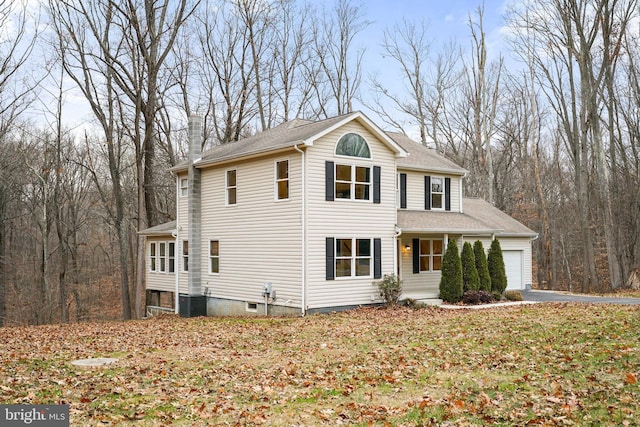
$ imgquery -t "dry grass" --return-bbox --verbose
[1,303,639,426]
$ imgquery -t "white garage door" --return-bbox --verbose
[503,250,523,290]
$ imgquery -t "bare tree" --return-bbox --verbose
[507,0,637,291]
[49,0,135,319]
[195,2,255,144]
[312,0,370,117]
[460,5,503,204]
[0,0,40,325]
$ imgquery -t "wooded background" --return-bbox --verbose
[1,0,638,325]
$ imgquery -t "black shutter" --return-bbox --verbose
[374,238,382,279]
[373,166,381,204]
[424,176,431,210]
[445,177,451,211]
[412,238,420,274]
[325,161,334,201]
[399,173,407,209]
[326,237,335,280]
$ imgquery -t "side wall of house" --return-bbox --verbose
[398,234,458,299]
[196,150,304,312]
[498,237,533,289]
[399,169,462,213]
[146,236,178,293]
[176,172,189,295]
[305,122,398,310]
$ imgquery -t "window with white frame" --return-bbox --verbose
[168,242,175,273]
[335,238,371,278]
[275,160,289,200]
[182,240,188,272]
[335,133,371,158]
[419,239,443,272]
[149,241,175,273]
[431,177,444,210]
[180,177,188,197]
[150,242,157,271]
[226,169,237,205]
[209,240,220,274]
[335,164,371,200]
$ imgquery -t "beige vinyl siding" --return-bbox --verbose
[176,172,189,294]
[198,151,303,308]
[306,123,398,309]
[497,237,533,287]
[145,237,177,292]
[461,236,533,288]
[400,170,461,212]
[398,234,450,299]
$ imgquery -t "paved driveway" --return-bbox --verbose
[521,290,640,305]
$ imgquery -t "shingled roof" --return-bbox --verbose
[171,111,407,172]
[138,220,176,236]
[389,132,468,175]
[398,198,537,237]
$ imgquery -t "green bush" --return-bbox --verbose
[373,274,402,305]
[461,242,480,291]
[488,238,507,297]
[504,290,523,301]
[439,238,463,303]
[474,240,491,292]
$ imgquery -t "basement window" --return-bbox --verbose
[246,302,258,312]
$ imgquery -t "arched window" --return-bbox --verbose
[335,133,371,158]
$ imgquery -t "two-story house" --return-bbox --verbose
[141,112,537,317]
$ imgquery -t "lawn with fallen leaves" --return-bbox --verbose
[1,303,639,426]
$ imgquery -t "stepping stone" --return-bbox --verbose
[70,357,118,367]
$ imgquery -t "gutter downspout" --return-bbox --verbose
[394,226,402,279]
[294,144,306,316]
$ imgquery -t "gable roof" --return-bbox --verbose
[398,198,537,237]
[389,132,468,176]
[172,111,408,172]
[138,220,176,236]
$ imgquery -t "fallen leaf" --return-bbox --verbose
[625,373,637,385]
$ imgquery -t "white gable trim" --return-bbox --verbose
[303,111,408,158]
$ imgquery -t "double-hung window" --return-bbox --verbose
[168,242,175,273]
[419,239,443,272]
[182,240,189,272]
[150,242,157,271]
[226,169,237,205]
[275,160,289,200]
[149,241,175,273]
[180,177,188,197]
[335,238,372,278]
[431,177,444,210]
[209,240,219,274]
[335,164,371,201]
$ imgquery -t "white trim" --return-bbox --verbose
[225,168,237,206]
[429,176,445,211]
[208,239,220,275]
[179,177,188,197]
[274,158,290,201]
[293,144,307,316]
[333,131,373,160]
[148,240,176,274]
[334,163,372,202]
[417,238,444,273]
[181,240,189,273]
[334,237,374,279]
[303,111,408,157]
